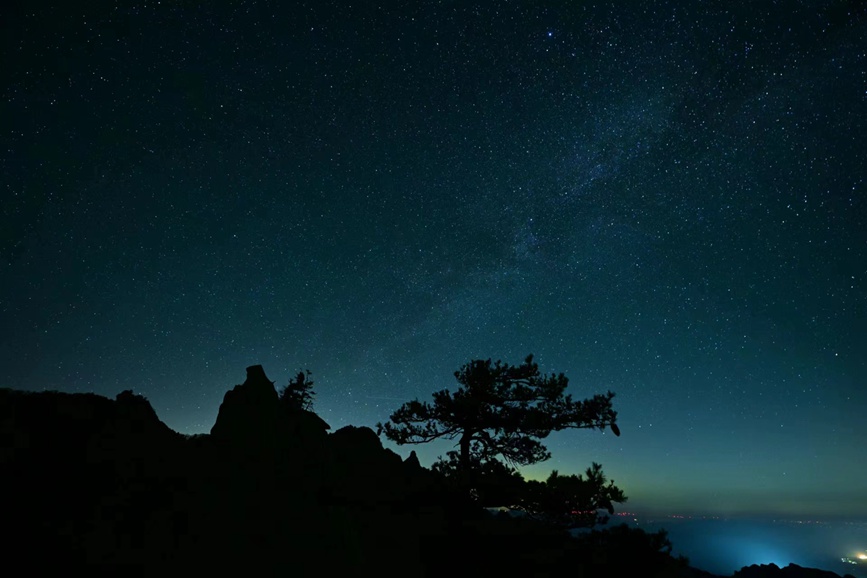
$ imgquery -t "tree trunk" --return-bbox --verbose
[459,433,471,471]
[459,433,471,493]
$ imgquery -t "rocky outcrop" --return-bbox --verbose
[734,563,856,578]
[210,364,281,445]
[0,386,184,573]
[327,425,404,501]
[330,425,402,467]
[404,450,421,468]
[210,365,332,460]
[0,386,177,463]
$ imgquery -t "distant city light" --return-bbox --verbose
[857,553,867,560]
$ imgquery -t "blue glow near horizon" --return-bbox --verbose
[635,518,867,577]
[717,534,796,571]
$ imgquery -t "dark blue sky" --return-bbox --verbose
[2,0,865,517]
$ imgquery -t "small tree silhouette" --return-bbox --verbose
[279,370,315,411]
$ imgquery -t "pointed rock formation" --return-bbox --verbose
[210,364,281,450]
[404,450,421,469]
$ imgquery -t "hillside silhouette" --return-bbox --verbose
[0,365,855,578]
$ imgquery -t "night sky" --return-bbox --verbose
[3,1,865,518]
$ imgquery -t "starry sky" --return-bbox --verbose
[2,1,865,518]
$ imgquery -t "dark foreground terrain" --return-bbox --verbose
[0,366,855,578]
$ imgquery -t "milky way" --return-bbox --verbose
[2,1,865,516]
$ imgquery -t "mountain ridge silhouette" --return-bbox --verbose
[0,365,855,578]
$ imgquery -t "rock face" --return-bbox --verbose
[404,450,421,468]
[329,425,405,502]
[210,365,332,452]
[0,387,177,462]
[114,389,169,436]
[0,386,183,573]
[210,364,282,448]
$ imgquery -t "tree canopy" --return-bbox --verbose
[377,354,620,475]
